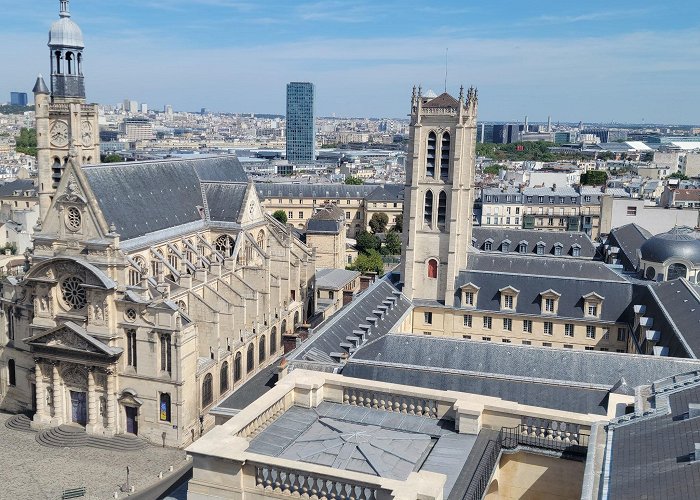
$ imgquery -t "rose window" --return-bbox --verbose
[66,207,82,231]
[125,309,137,322]
[61,276,87,310]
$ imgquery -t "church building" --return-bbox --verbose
[0,1,315,448]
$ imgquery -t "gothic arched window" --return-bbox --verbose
[159,393,171,422]
[427,259,438,279]
[437,191,447,231]
[246,343,255,373]
[257,230,265,250]
[215,235,235,257]
[234,352,242,382]
[270,327,277,356]
[8,359,15,387]
[202,374,213,409]
[220,361,229,393]
[424,191,433,228]
[65,52,74,75]
[259,336,266,363]
[426,132,436,177]
[440,132,450,179]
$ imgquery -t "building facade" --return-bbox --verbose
[286,82,315,164]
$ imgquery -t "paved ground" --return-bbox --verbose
[0,412,187,500]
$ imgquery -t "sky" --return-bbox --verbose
[2,0,700,123]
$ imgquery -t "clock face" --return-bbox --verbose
[50,121,69,148]
[81,121,93,147]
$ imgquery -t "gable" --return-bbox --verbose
[27,322,120,357]
[237,183,266,226]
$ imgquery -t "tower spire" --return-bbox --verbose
[60,0,70,18]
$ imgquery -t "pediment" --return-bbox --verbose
[238,182,266,226]
[28,321,120,357]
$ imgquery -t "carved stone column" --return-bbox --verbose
[31,359,51,429]
[51,362,63,425]
[106,370,116,436]
[86,367,97,433]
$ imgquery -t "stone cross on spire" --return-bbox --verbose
[60,0,70,18]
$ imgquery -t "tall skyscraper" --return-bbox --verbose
[286,82,315,164]
[35,0,100,219]
[400,86,478,304]
[10,92,28,106]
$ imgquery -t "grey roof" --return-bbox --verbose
[643,279,700,358]
[606,223,652,271]
[247,401,475,496]
[83,156,248,241]
[344,334,700,415]
[310,204,345,221]
[315,268,361,290]
[32,75,49,95]
[472,227,595,258]
[481,187,522,204]
[456,253,630,320]
[365,184,404,202]
[255,183,376,200]
[307,219,343,234]
[0,179,36,197]
[523,186,579,201]
[640,227,700,265]
[217,362,279,410]
[287,278,412,364]
[202,183,248,223]
[608,381,700,500]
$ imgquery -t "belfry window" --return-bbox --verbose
[424,191,433,228]
[427,259,438,279]
[437,192,447,231]
[426,132,436,177]
[440,132,450,179]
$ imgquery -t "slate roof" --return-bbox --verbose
[640,227,700,265]
[481,187,522,204]
[306,219,342,234]
[0,179,35,197]
[423,92,460,108]
[523,186,579,204]
[217,363,279,411]
[83,156,248,241]
[287,278,412,365]
[606,223,652,271]
[455,253,631,320]
[310,204,345,221]
[365,184,404,202]
[344,335,700,415]
[472,227,596,258]
[255,183,377,200]
[202,183,248,223]
[315,268,361,290]
[607,381,700,500]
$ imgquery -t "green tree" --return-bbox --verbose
[345,176,364,185]
[483,165,502,175]
[383,230,401,255]
[272,210,288,225]
[355,230,380,254]
[102,153,123,163]
[580,170,608,186]
[368,212,389,234]
[393,213,403,232]
[347,249,384,275]
[15,128,37,156]
[668,172,689,180]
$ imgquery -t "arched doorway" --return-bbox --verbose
[667,263,687,281]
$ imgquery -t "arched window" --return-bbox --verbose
[270,327,277,356]
[215,235,235,257]
[159,393,171,422]
[220,361,229,393]
[167,246,179,271]
[437,192,447,231]
[426,132,436,177]
[8,359,15,387]
[667,263,687,281]
[257,230,265,250]
[424,191,433,228]
[76,53,82,75]
[259,336,266,363]
[234,352,242,382]
[281,319,287,334]
[65,52,73,75]
[202,374,213,409]
[129,256,146,286]
[246,343,255,373]
[645,266,656,280]
[54,51,62,74]
[440,132,450,179]
[294,311,300,327]
[427,259,438,279]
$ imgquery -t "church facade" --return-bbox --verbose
[0,1,315,448]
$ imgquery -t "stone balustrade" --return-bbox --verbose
[236,394,288,439]
[342,387,438,419]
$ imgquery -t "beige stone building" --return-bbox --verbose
[305,204,346,269]
[0,2,315,449]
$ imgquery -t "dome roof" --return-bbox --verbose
[640,227,700,265]
[49,16,84,48]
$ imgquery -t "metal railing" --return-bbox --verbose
[501,423,589,458]
[462,431,503,500]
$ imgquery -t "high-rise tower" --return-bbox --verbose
[400,86,478,305]
[35,0,100,220]
[286,82,316,164]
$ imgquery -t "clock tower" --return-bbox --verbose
[34,0,100,220]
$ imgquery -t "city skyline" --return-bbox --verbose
[2,0,700,123]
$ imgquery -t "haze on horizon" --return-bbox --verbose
[2,0,700,125]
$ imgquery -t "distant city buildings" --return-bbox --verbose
[286,82,315,164]
[10,92,28,107]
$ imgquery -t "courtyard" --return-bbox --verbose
[0,412,187,500]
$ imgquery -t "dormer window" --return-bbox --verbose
[484,238,493,251]
[583,292,604,318]
[553,243,563,256]
[536,242,546,255]
[540,289,561,315]
[518,241,528,254]
[572,244,581,257]
[461,283,480,308]
[499,286,519,311]
[501,239,511,252]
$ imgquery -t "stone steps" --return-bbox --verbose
[36,425,149,451]
[5,414,34,433]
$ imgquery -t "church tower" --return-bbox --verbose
[35,0,100,220]
[400,86,478,305]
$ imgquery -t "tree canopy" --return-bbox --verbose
[102,154,123,163]
[383,230,401,255]
[15,128,37,156]
[344,176,364,185]
[347,249,384,275]
[668,172,689,180]
[272,210,288,225]
[369,212,389,234]
[580,170,608,186]
[393,213,403,232]
[355,230,380,254]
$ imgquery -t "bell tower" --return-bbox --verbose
[35,0,100,221]
[400,86,478,305]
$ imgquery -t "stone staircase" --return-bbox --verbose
[5,413,34,433]
[35,425,149,451]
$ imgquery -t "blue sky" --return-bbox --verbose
[3,0,700,123]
